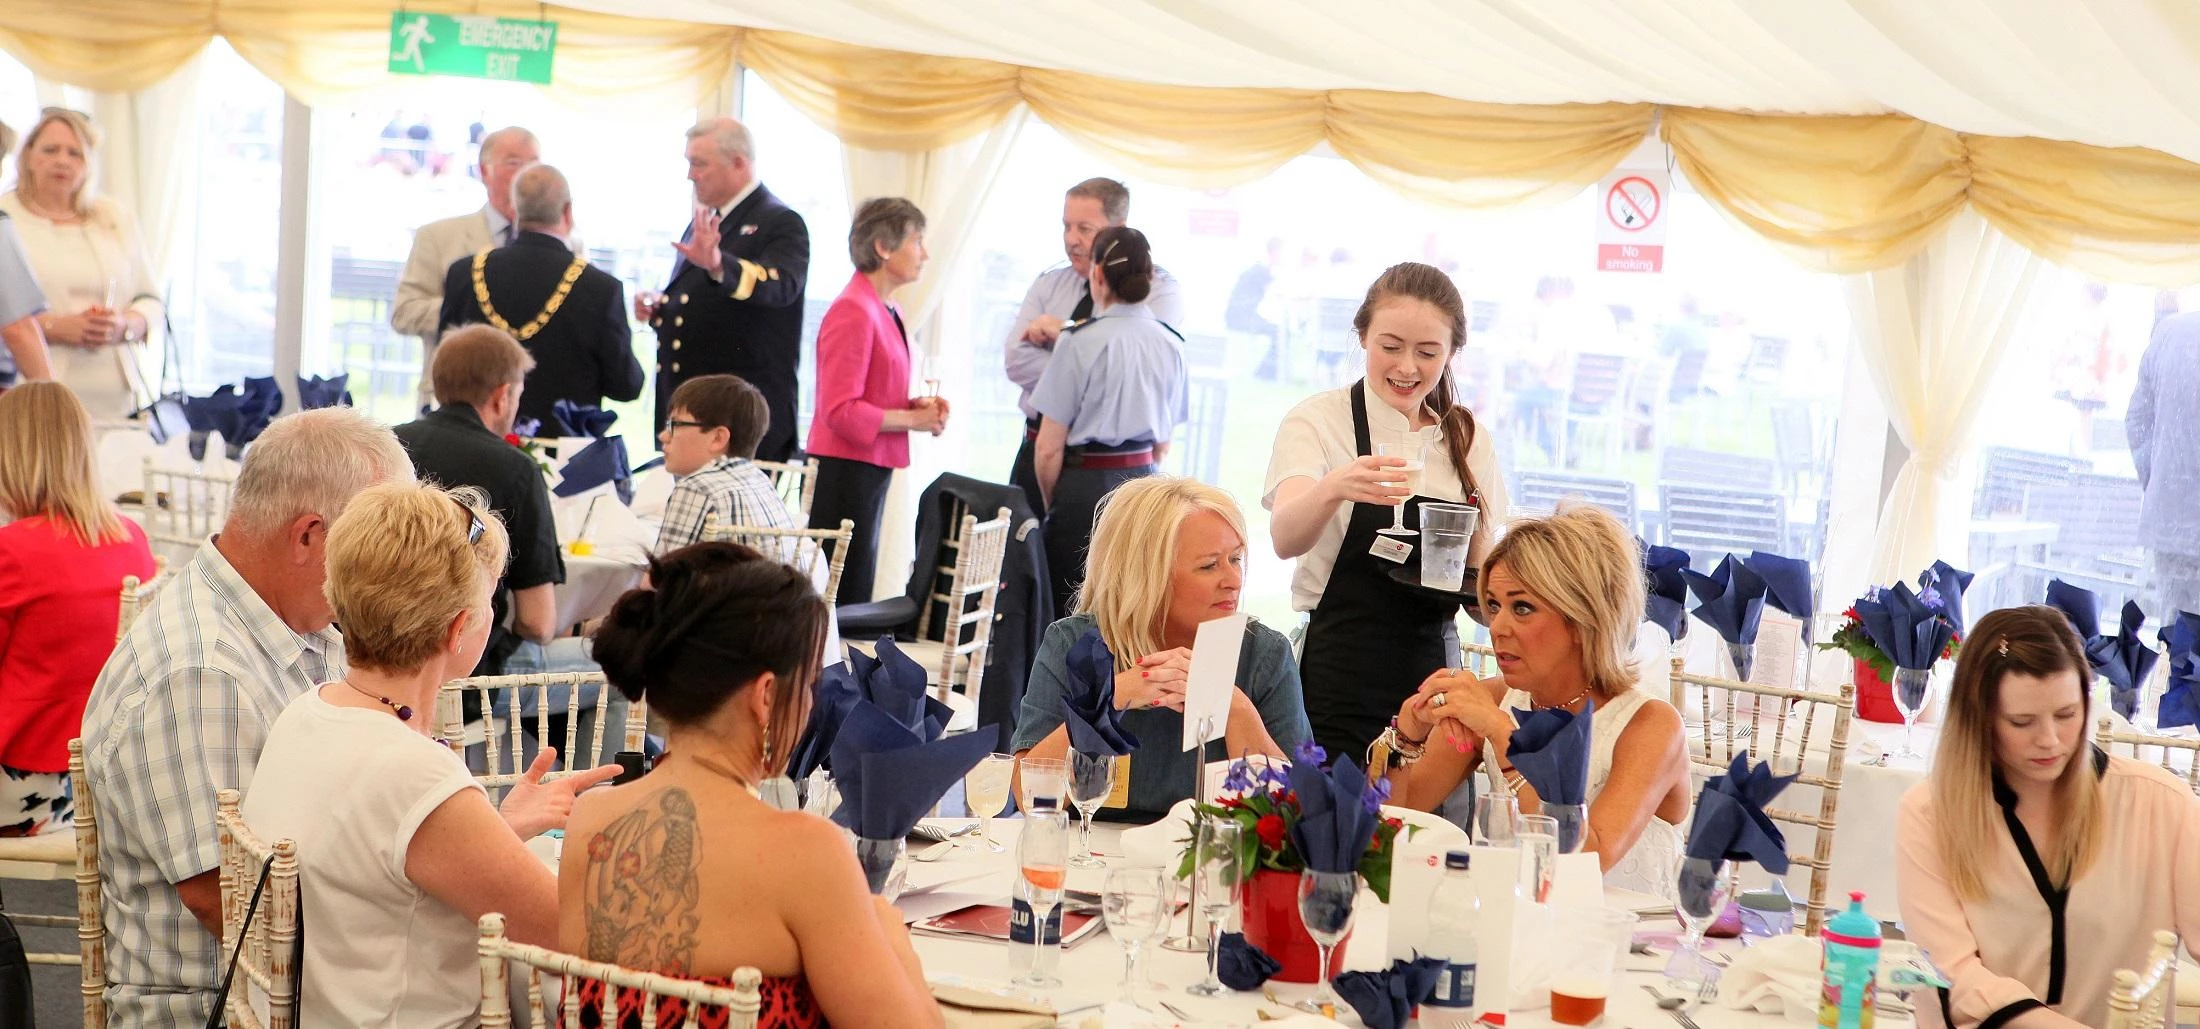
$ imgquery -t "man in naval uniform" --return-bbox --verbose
[638,116,810,461]
[1001,177,1182,513]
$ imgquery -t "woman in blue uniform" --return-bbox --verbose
[1263,262,1509,764]
[1030,226,1188,616]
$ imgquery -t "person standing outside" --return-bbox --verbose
[638,117,810,461]
[2128,306,2200,615]
[1002,178,1183,514]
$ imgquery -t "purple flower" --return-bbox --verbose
[1222,761,1255,794]
[1918,585,1945,612]
[1360,776,1393,815]
[1293,738,1328,769]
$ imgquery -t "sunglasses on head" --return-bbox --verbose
[452,497,486,544]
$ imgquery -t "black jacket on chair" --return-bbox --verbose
[646,184,810,461]
[839,474,1051,737]
[437,231,643,430]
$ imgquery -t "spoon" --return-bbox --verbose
[1642,984,1686,1010]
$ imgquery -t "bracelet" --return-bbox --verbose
[1505,771,1528,793]
[1367,723,1425,771]
[1393,716,1429,748]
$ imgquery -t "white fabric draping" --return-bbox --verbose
[568,0,2200,163]
[840,108,1028,603]
[1846,209,2044,585]
[88,56,201,336]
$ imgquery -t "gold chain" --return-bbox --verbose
[471,248,586,341]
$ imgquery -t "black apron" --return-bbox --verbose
[1299,381,1463,763]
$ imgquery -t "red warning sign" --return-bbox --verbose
[1595,169,1668,273]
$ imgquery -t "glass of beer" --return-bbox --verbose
[1548,906,1636,1026]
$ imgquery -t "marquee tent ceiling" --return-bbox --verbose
[568,0,2200,164]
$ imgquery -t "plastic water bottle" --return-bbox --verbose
[1421,850,1482,1027]
[1817,891,1881,1029]
[1009,797,1071,983]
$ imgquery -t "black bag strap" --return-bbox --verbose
[202,854,303,1029]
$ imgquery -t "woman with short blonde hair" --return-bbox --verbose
[0,381,155,836]
[1013,476,1311,819]
[1897,605,2200,1029]
[2,108,164,420]
[244,482,616,1027]
[1385,504,1688,895]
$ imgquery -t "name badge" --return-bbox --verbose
[1104,755,1132,809]
[1369,536,1412,564]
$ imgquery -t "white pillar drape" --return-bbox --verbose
[90,53,202,308]
[1845,208,2044,585]
[837,107,1029,602]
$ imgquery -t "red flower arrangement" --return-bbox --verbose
[1176,742,1411,903]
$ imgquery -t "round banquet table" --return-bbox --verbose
[554,549,648,629]
[540,819,1914,1029]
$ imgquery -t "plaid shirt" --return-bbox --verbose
[654,456,795,555]
[80,539,343,1028]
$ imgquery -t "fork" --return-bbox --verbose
[1668,1006,1706,1029]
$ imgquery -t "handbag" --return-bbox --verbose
[202,855,304,1029]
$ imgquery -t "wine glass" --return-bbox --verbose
[1668,856,1737,992]
[1295,870,1360,1013]
[1013,815,1071,990]
[1476,789,1520,847]
[1372,435,1427,538]
[1892,666,1932,759]
[962,753,1014,853]
[1067,750,1115,868]
[917,351,943,401]
[1102,866,1167,1005]
[1185,817,1241,998]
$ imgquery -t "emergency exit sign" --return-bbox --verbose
[388,13,558,84]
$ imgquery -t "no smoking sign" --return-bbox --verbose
[1595,167,1668,273]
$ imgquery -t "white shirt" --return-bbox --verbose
[243,689,485,1029]
[1262,386,1509,611]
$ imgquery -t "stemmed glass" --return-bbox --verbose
[1892,667,1932,759]
[1476,789,1520,847]
[962,753,1014,852]
[1068,750,1115,868]
[1012,812,1071,990]
[1518,814,1559,904]
[1669,856,1737,992]
[1294,870,1360,1013]
[1185,818,1242,998]
[1101,866,1167,1006]
[1373,434,1427,538]
[1018,756,1066,812]
[918,351,944,402]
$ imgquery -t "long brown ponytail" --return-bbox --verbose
[1351,262,1479,504]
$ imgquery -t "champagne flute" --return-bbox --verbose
[1373,435,1427,538]
[1067,750,1114,868]
[1014,810,1071,990]
[1295,870,1359,1013]
[1185,818,1241,998]
[962,753,1014,852]
[918,351,943,402]
[1101,866,1167,1006]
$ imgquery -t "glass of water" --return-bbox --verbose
[1102,866,1167,1005]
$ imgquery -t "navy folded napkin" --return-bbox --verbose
[1685,555,1767,675]
[550,399,618,438]
[1744,551,1814,641]
[2090,600,2158,721]
[510,416,543,440]
[553,436,633,504]
[1285,752,1381,874]
[1216,932,1282,991]
[236,376,281,448]
[849,638,954,741]
[2045,579,2102,640]
[1923,559,1975,632]
[2157,611,2200,730]
[827,703,997,838]
[1854,581,1954,671]
[1644,543,1692,642]
[1333,956,1445,1029]
[295,373,351,410]
[1506,700,1595,806]
[181,386,240,462]
[788,669,863,780]
[1061,626,1138,756]
[1684,752,1797,872]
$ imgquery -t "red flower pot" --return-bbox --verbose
[1853,659,1904,723]
[1240,867,1354,983]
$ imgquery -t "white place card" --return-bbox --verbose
[1181,613,1247,751]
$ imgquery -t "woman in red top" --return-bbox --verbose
[803,197,949,605]
[0,381,155,835]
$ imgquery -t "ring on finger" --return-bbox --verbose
[1429,692,1449,709]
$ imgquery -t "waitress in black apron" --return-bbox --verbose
[1263,262,1508,763]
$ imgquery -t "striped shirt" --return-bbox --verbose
[654,455,795,555]
[80,538,343,1028]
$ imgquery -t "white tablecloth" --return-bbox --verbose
[546,819,1913,1028]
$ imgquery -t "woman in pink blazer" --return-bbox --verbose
[804,197,949,605]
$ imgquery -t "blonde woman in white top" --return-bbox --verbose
[2,109,162,421]
[1264,261,1509,764]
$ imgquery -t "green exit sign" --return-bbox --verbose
[387,13,557,84]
